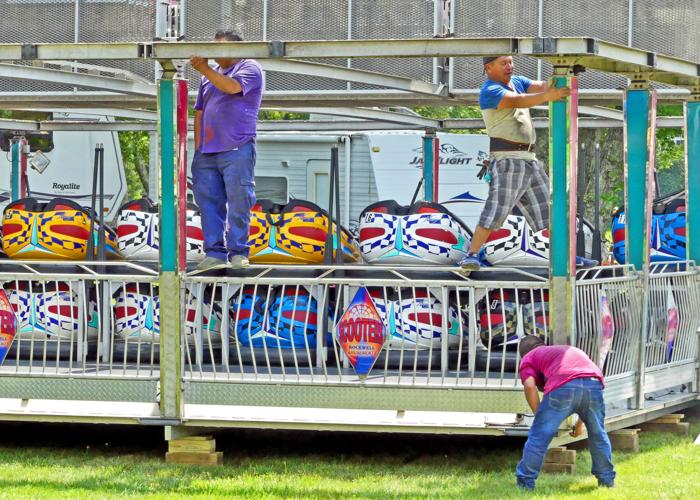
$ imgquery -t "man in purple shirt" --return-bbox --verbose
[515,336,616,490]
[189,29,264,271]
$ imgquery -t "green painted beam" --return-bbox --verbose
[686,101,700,263]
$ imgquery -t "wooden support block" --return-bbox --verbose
[545,447,576,465]
[542,462,576,474]
[165,451,223,465]
[650,414,684,424]
[169,438,216,453]
[639,422,690,435]
[609,429,640,452]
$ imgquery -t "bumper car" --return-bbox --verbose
[2,197,119,260]
[249,199,360,264]
[3,280,98,340]
[359,200,472,265]
[113,283,221,344]
[231,285,320,349]
[367,287,462,349]
[117,197,205,261]
[612,191,685,264]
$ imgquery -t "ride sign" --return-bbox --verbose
[0,289,18,365]
[336,287,386,379]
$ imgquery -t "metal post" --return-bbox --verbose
[158,75,182,420]
[624,86,656,271]
[686,93,700,263]
[176,79,188,271]
[422,130,439,202]
[624,82,656,409]
[548,71,579,345]
[9,138,23,202]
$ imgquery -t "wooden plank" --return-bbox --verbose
[175,435,213,441]
[542,463,575,474]
[545,447,576,465]
[639,422,690,435]
[649,414,684,424]
[609,430,640,452]
[165,452,223,465]
[169,439,216,453]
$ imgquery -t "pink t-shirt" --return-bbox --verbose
[519,345,604,394]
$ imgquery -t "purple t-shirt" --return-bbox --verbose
[194,59,264,153]
[519,345,604,395]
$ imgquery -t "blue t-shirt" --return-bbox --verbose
[479,75,532,110]
[194,59,264,153]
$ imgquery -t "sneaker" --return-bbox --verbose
[459,253,481,273]
[576,255,599,269]
[195,256,229,272]
[229,254,250,269]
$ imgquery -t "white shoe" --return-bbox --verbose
[229,255,250,269]
[195,256,229,272]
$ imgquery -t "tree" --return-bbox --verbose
[119,131,150,200]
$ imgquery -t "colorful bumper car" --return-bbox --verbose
[2,197,119,260]
[612,191,686,264]
[113,283,221,344]
[231,285,320,349]
[3,280,98,340]
[478,289,548,349]
[481,215,549,267]
[367,287,463,349]
[359,200,472,265]
[117,197,205,261]
[249,199,360,264]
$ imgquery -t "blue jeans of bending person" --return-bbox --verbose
[516,377,616,489]
[191,142,256,260]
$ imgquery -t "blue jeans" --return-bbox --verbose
[516,377,616,489]
[191,142,256,260]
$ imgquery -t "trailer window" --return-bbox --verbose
[255,176,288,204]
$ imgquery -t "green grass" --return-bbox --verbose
[0,418,698,499]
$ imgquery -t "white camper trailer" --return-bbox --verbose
[0,113,127,221]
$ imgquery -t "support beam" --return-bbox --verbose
[0,62,156,97]
[260,59,444,95]
[686,92,700,263]
[157,77,182,421]
[9,138,21,201]
[548,72,579,345]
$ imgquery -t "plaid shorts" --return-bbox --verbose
[478,158,550,231]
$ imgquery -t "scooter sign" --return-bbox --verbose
[0,289,18,365]
[336,287,386,379]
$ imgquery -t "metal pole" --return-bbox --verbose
[422,130,438,202]
[324,145,338,265]
[624,82,656,409]
[593,143,602,263]
[158,75,182,420]
[333,145,342,266]
[9,138,21,202]
[176,79,188,271]
[685,94,700,263]
[624,86,655,270]
[548,70,579,345]
[576,142,586,257]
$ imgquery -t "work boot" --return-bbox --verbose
[229,254,250,269]
[195,256,229,272]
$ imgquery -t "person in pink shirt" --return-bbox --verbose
[515,335,616,490]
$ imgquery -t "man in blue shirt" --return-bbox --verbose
[459,56,596,272]
[189,29,264,271]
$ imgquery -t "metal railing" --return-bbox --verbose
[181,265,553,389]
[575,265,641,378]
[645,262,700,369]
[0,260,159,379]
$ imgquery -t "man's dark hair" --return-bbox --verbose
[215,29,243,42]
[519,335,546,359]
